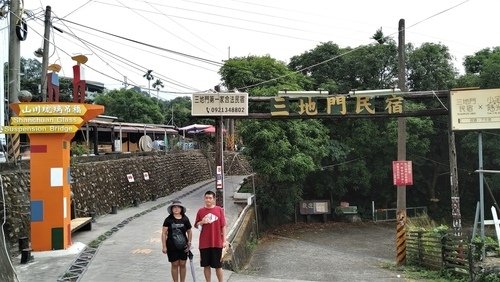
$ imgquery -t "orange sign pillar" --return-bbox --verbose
[10,103,104,251]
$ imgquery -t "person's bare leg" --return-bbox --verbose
[203,266,211,282]
[171,261,180,282]
[179,260,187,282]
[215,267,223,282]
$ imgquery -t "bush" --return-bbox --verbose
[71,143,88,156]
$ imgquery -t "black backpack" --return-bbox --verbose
[171,228,187,250]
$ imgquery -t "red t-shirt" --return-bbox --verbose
[195,206,226,249]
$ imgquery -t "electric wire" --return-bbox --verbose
[19,0,478,96]
[144,0,222,57]
[115,0,215,58]
[136,0,315,35]
[56,26,204,91]
[30,11,203,93]
[22,5,223,93]
[236,0,471,91]
[181,0,312,25]
[49,11,141,88]
[56,0,93,20]
[91,0,324,43]
[58,18,223,66]
[55,16,219,72]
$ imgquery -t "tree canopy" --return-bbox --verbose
[94,89,164,123]
[219,37,500,224]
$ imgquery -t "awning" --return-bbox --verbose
[177,124,211,131]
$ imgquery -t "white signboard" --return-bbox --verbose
[127,174,135,183]
[450,89,500,131]
[192,93,248,116]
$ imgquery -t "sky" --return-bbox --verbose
[1,0,500,101]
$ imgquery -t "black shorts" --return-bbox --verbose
[200,248,222,268]
[167,248,188,262]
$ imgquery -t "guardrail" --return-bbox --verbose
[372,202,427,222]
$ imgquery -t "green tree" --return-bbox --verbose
[478,50,500,88]
[219,55,310,93]
[463,47,500,74]
[287,40,402,211]
[456,47,500,88]
[220,56,330,225]
[406,43,457,91]
[405,43,460,216]
[152,78,164,103]
[288,40,398,93]
[240,119,330,224]
[143,70,154,96]
[94,88,163,123]
[19,58,42,101]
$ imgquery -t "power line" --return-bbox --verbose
[237,0,471,91]
[144,1,222,57]
[115,0,215,58]
[26,9,211,93]
[51,21,215,91]
[56,26,193,90]
[91,0,325,43]
[57,18,224,66]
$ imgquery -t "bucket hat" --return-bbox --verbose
[168,200,186,214]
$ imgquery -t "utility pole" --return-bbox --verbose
[6,0,20,163]
[449,129,462,236]
[40,6,51,101]
[1,0,20,279]
[215,116,224,207]
[396,18,407,266]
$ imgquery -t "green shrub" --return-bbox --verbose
[71,143,88,156]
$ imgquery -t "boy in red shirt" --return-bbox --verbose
[194,191,227,282]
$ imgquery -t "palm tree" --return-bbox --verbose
[152,78,164,103]
[143,70,154,96]
[371,28,387,45]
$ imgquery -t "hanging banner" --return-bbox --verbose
[392,161,413,186]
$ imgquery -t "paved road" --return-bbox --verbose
[13,175,409,282]
[13,176,248,282]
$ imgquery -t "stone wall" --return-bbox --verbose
[0,150,250,256]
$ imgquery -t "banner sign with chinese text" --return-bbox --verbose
[270,95,404,117]
[392,161,413,186]
[192,93,248,116]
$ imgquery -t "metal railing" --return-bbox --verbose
[372,202,427,222]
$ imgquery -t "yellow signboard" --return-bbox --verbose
[10,116,83,125]
[450,88,500,130]
[0,125,79,134]
[17,103,88,116]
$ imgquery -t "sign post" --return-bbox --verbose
[1,102,104,251]
[192,92,248,207]
[450,88,500,257]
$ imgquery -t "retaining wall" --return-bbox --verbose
[223,204,258,272]
[0,150,250,256]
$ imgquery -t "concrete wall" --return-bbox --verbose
[0,150,250,256]
[223,204,258,272]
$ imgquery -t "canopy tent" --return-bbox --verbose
[177,124,211,134]
[201,125,226,134]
